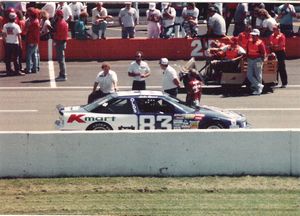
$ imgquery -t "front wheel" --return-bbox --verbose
[86,122,113,130]
[205,123,224,129]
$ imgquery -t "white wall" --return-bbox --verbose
[0,129,299,177]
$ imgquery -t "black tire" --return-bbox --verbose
[86,122,113,130]
[205,122,225,129]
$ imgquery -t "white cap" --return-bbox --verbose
[159,58,169,65]
[9,12,17,19]
[250,29,260,36]
[162,2,169,9]
[149,3,156,10]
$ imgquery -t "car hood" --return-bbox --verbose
[199,105,245,120]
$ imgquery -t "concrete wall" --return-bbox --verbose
[0,129,299,178]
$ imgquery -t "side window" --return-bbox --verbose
[91,98,134,114]
[136,98,176,114]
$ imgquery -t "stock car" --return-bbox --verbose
[55,91,248,130]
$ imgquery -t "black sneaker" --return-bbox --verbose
[55,76,67,81]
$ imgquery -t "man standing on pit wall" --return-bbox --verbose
[118,2,138,39]
[53,10,69,81]
[159,58,181,97]
[128,51,151,90]
[91,2,112,40]
[246,29,267,95]
[269,24,288,88]
[146,3,161,38]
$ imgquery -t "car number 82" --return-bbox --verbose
[139,115,172,130]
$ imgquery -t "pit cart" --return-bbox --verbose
[197,57,278,91]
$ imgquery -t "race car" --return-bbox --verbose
[55,90,248,130]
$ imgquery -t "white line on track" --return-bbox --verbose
[0,110,38,113]
[229,108,300,111]
[48,39,56,88]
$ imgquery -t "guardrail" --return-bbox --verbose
[0,129,299,177]
[1,37,300,61]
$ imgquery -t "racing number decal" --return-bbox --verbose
[139,115,172,130]
[191,40,203,57]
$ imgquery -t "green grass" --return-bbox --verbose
[1,176,300,215]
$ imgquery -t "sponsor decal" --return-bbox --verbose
[118,125,135,130]
[67,114,116,123]
[131,98,137,113]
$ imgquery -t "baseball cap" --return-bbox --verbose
[149,3,156,10]
[8,12,17,19]
[250,29,260,36]
[55,10,64,17]
[159,58,169,65]
[162,3,169,9]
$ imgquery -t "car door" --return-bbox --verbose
[135,97,174,130]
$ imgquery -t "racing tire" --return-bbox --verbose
[205,123,225,129]
[86,122,113,130]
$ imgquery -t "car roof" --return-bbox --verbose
[113,90,165,97]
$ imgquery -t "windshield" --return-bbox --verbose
[164,94,196,113]
[83,94,115,112]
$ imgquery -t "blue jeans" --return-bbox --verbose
[92,21,107,38]
[26,44,38,73]
[247,58,264,93]
[55,40,67,78]
[121,27,135,39]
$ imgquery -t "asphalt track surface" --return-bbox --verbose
[1,23,300,131]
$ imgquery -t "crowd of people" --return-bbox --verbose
[0,2,296,99]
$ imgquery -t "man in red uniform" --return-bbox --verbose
[246,29,267,95]
[186,69,203,107]
[238,24,252,50]
[269,25,287,88]
[24,7,40,73]
[53,10,69,81]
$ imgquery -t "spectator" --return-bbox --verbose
[128,51,151,90]
[276,3,297,37]
[56,2,72,23]
[16,10,25,72]
[75,12,92,40]
[160,2,176,39]
[91,2,112,40]
[118,2,138,39]
[39,10,53,41]
[259,9,277,38]
[159,58,180,97]
[238,24,252,50]
[224,3,238,34]
[69,2,85,38]
[25,8,40,74]
[182,3,199,38]
[207,6,226,37]
[233,3,248,36]
[53,10,69,81]
[41,2,56,23]
[2,12,24,76]
[88,62,118,103]
[146,3,161,38]
[209,3,223,16]
[250,3,265,29]
[171,2,185,38]
[246,29,266,95]
[269,25,288,88]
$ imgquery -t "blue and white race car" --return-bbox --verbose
[55,91,248,130]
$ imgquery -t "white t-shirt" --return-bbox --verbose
[119,7,138,27]
[128,61,151,81]
[42,2,56,18]
[2,22,21,44]
[57,3,73,21]
[262,17,277,31]
[163,65,179,90]
[92,7,108,25]
[182,7,199,20]
[161,6,176,27]
[95,70,118,94]
[69,2,85,20]
[40,19,51,35]
[208,13,226,36]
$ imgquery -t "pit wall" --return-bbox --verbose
[0,129,299,178]
[1,37,300,61]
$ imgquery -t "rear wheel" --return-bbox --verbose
[86,122,113,130]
